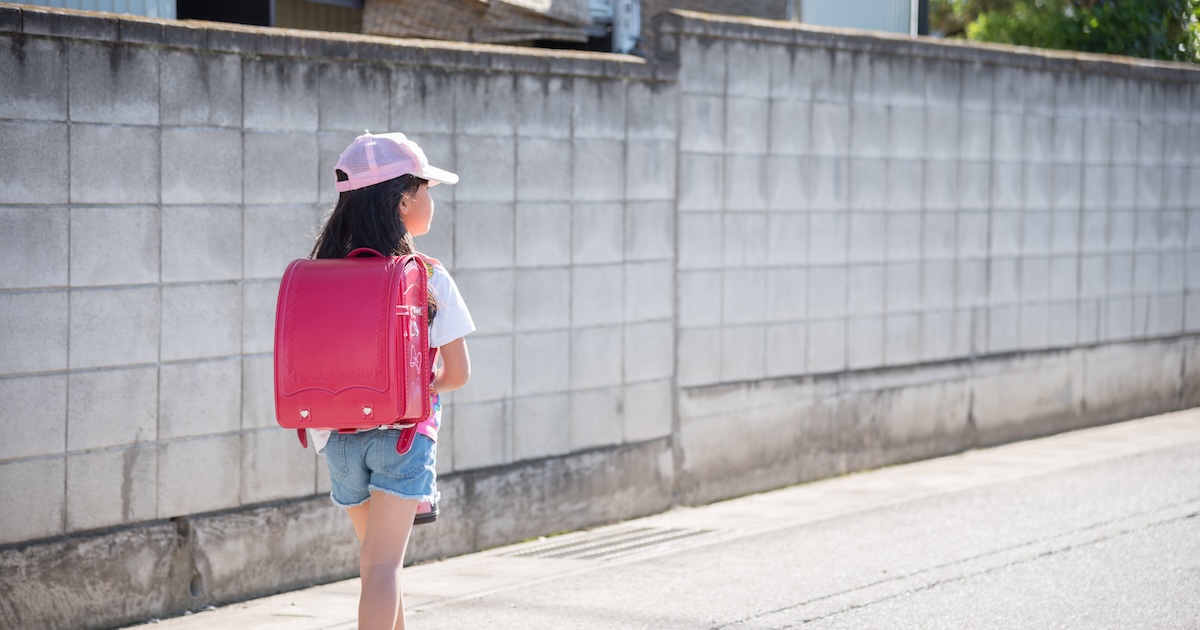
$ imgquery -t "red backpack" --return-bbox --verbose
[273,248,435,454]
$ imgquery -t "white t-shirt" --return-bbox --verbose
[309,261,474,453]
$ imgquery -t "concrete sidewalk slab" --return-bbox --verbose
[131,408,1200,629]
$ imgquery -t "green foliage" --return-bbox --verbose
[929,0,1200,63]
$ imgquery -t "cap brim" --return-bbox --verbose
[420,164,459,186]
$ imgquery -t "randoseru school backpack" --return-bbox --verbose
[273,248,435,454]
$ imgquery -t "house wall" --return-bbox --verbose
[0,5,1197,628]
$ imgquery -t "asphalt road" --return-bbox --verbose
[142,409,1200,629]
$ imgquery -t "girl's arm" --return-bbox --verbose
[433,337,470,394]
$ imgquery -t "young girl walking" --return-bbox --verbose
[309,132,474,630]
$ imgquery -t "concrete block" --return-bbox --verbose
[240,356,275,431]
[453,135,515,204]
[677,327,721,387]
[1046,301,1078,347]
[1019,303,1050,349]
[516,138,571,202]
[679,35,726,95]
[626,140,676,202]
[512,393,569,461]
[569,386,623,451]
[625,261,673,323]
[885,211,922,262]
[1023,115,1054,165]
[573,202,624,265]
[393,68,456,135]
[811,104,850,157]
[69,206,159,287]
[925,109,960,160]
[848,212,886,263]
[1111,120,1139,165]
[765,321,806,377]
[761,267,804,323]
[240,280,278,355]
[157,435,241,518]
[242,133,318,205]
[724,155,768,211]
[627,79,677,142]
[885,313,920,365]
[850,104,888,159]
[160,206,242,283]
[809,266,847,319]
[989,257,1020,305]
[991,162,1022,211]
[1138,122,1166,165]
[722,213,767,268]
[680,94,724,153]
[678,269,722,329]
[888,107,925,159]
[573,139,625,203]
[1191,253,1200,290]
[241,429,317,504]
[1080,211,1107,253]
[1022,211,1052,255]
[886,262,921,313]
[515,202,571,267]
[958,161,990,211]
[923,212,956,260]
[454,202,515,270]
[0,456,65,544]
[570,325,622,390]
[1023,163,1052,210]
[1021,256,1051,302]
[764,213,806,268]
[678,154,724,212]
[1163,168,1188,211]
[160,50,241,127]
[924,161,957,211]
[0,290,67,375]
[318,62,388,132]
[769,100,810,156]
[66,366,155,452]
[1161,251,1185,293]
[69,125,157,205]
[720,324,765,383]
[847,264,884,317]
[0,35,67,121]
[1103,296,1134,340]
[1107,253,1134,295]
[158,359,241,439]
[66,445,156,532]
[1131,295,1152,337]
[0,206,68,289]
[68,41,157,125]
[513,267,569,333]
[513,331,570,397]
[767,155,810,212]
[921,310,957,361]
[957,260,988,308]
[1081,118,1112,166]
[847,315,884,370]
[768,45,812,101]
[1053,117,1083,164]
[242,205,322,279]
[454,335,514,404]
[1109,167,1136,212]
[0,374,66,460]
[992,113,1022,161]
[625,201,674,262]
[457,72,517,136]
[726,39,769,98]
[810,212,848,265]
[1136,168,1164,213]
[1050,209,1081,254]
[987,304,1020,352]
[808,319,846,374]
[453,269,513,336]
[571,265,622,328]
[1133,252,1161,294]
[161,283,241,361]
[161,128,242,205]
[887,159,922,212]
[626,321,674,383]
[677,212,723,271]
[1078,299,1101,344]
[622,379,672,443]
[1187,293,1200,332]
[958,112,991,161]
[1148,294,1184,336]
[923,261,955,311]
[1108,210,1136,251]
[69,287,157,370]
[1052,165,1082,211]
[242,57,318,131]
[849,159,886,210]
[809,48,852,103]
[726,97,769,156]
[1162,210,1186,249]
[1048,256,1079,302]
[990,211,1020,257]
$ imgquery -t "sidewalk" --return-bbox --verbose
[134,408,1200,629]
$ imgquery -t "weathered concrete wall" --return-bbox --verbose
[657,10,1200,503]
[0,5,1198,628]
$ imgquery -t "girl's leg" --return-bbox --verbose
[355,491,419,630]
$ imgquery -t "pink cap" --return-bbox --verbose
[334,132,459,192]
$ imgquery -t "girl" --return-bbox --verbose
[309,132,474,630]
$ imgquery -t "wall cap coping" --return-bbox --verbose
[658,9,1200,81]
[0,3,676,81]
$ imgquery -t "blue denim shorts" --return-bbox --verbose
[324,430,438,508]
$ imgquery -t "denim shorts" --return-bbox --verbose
[324,430,438,508]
